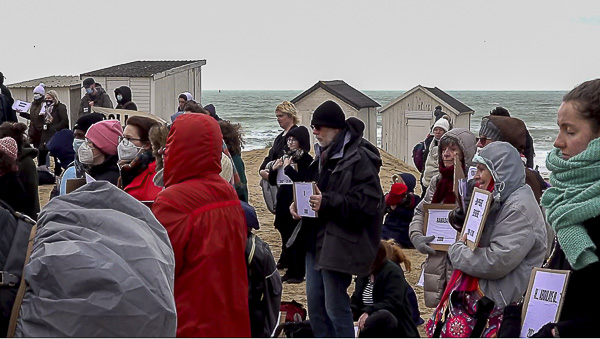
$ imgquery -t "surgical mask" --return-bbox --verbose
[33,93,42,100]
[78,142,95,165]
[86,88,93,95]
[116,94,123,102]
[73,138,84,153]
[117,139,144,161]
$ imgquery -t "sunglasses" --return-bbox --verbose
[310,125,323,131]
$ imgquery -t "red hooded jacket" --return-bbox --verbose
[124,161,162,204]
[152,114,250,337]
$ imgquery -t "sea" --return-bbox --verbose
[202,90,565,176]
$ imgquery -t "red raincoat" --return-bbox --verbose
[124,161,162,204]
[152,114,250,337]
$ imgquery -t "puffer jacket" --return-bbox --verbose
[152,113,250,337]
[409,128,477,307]
[422,138,440,188]
[448,142,547,308]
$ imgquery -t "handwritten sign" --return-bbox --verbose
[423,204,458,251]
[92,107,167,126]
[12,100,31,112]
[520,268,570,338]
[293,182,317,218]
[461,188,492,250]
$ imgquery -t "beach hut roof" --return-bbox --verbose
[291,80,380,111]
[7,75,80,88]
[380,85,474,115]
[80,60,206,78]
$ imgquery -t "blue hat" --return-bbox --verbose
[241,201,259,230]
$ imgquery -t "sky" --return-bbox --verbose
[2,0,599,91]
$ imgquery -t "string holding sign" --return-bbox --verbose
[460,187,492,250]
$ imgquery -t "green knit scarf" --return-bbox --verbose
[541,138,600,270]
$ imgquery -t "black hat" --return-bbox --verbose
[73,113,105,132]
[310,101,346,129]
[287,125,311,152]
[82,77,95,88]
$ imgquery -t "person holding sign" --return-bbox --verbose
[268,125,312,283]
[409,128,477,308]
[532,79,600,338]
[447,142,547,316]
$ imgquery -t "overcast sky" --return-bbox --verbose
[2,0,599,90]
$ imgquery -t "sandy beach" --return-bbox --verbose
[38,147,434,335]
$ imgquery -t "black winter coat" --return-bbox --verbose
[0,172,35,219]
[89,155,120,185]
[259,125,297,171]
[78,86,113,119]
[17,147,40,217]
[350,260,419,338]
[381,194,420,249]
[115,86,138,111]
[39,102,69,151]
[303,117,384,276]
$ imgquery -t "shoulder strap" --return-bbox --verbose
[247,233,256,265]
[7,224,37,338]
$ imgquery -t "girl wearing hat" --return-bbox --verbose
[78,120,123,185]
[0,136,35,218]
[268,125,313,283]
[382,173,421,249]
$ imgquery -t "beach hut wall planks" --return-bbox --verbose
[379,85,474,167]
[80,60,206,122]
[8,76,82,128]
[291,80,380,145]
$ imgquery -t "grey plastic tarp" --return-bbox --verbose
[15,181,177,337]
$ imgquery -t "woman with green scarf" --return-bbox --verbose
[533,79,600,338]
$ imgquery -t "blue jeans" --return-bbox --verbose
[305,249,355,338]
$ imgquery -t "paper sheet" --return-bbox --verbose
[463,190,490,243]
[520,271,569,338]
[85,173,96,183]
[417,270,425,287]
[425,209,457,246]
[276,167,293,185]
[12,100,31,112]
[294,182,316,218]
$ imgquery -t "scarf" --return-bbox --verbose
[541,140,600,270]
[432,164,455,204]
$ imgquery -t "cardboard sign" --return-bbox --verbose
[293,182,317,218]
[91,107,167,126]
[460,187,492,250]
[423,204,458,251]
[12,100,31,112]
[520,268,571,338]
[65,178,86,194]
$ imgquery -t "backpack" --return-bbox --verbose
[0,200,35,336]
[246,232,282,337]
[412,141,426,173]
[260,178,278,214]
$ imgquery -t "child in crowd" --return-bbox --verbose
[381,173,421,249]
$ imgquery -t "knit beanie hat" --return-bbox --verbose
[85,120,123,156]
[286,125,311,152]
[399,173,417,193]
[0,137,18,160]
[385,182,408,206]
[33,83,45,95]
[82,78,95,88]
[310,101,346,129]
[483,115,527,153]
[219,153,234,182]
[73,113,105,133]
[432,118,450,133]
[479,116,504,145]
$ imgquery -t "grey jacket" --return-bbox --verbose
[409,128,477,307]
[448,142,547,308]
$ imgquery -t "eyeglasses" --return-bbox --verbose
[118,136,142,146]
[287,138,298,144]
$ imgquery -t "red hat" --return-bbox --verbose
[385,182,408,206]
[85,120,123,156]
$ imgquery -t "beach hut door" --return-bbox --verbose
[405,111,432,166]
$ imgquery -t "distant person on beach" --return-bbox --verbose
[114,86,137,111]
[420,116,451,196]
[78,78,113,119]
[152,113,251,337]
[17,83,45,149]
[433,105,444,121]
[219,120,248,202]
[204,103,222,121]
[170,92,193,122]
[289,100,384,338]
[532,79,600,338]
[489,106,536,169]
[409,128,476,308]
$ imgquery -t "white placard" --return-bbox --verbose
[462,189,492,249]
[520,269,570,338]
[12,100,31,112]
[276,167,293,186]
[467,166,477,181]
[294,182,316,218]
[425,208,457,246]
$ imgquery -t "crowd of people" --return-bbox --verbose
[0,72,598,337]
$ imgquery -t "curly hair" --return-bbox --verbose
[0,122,28,151]
[381,239,411,272]
[490,106,511,117]
[149,123,170,171]
[563,78,600,133]
[218,120,244,156]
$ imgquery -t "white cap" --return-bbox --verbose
[432,118,450,132]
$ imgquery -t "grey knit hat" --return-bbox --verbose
[479,117,502,141]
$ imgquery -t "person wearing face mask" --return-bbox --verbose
[78,78,113,119]
[78,120,123,185]
[114,86,138,111]
[17,83,46,149]
[37,90,69,176]
[117,116,162,204]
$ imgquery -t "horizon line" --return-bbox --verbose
[202,88,570,92]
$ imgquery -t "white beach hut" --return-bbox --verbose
[80,60,206,122]
[291,80,380,145]
[380,85,474,166]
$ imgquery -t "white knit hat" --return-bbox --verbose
[432,118,450,132]
[33,83,45,95]
[219,153,234,183]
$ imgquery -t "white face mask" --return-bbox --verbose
[33,93,42,100]
[78,142,95,165]
[73,138,84,154]
[117,139,144,162]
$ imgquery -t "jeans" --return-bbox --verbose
[305,249,354,338]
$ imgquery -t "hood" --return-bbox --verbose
[114,86,132,103]
[286,125,311,152]
[482,115,527,153]
[473,141,525,202]
[163,113,222,187]
[179,92,193,101]
[19,146,38,161]
[438,128,477,170]
[346,117,382,169]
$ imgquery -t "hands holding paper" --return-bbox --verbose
[309,185,322,212]
[290,202,301,220]
[272,158,283,170]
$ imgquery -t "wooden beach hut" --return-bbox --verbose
[291,80,380,145]
[380,85,474,166]
[80,60,206,122]
[8,76,81,128]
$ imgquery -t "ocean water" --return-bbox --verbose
[202,90,565,175]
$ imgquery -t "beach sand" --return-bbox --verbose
[38,147,434,336]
